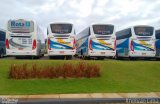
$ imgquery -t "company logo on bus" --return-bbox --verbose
[10,21,30,28]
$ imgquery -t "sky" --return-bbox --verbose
[0,0,160,33]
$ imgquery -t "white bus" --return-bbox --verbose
[116,25,156,59]
[0,29,6,57]
[6,19,46,58]
[47,22,76,59]
[76,24,116,60]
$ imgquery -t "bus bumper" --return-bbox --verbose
[129,51,156,57]
[6,50,38,56]
[88,50,116,57]
[48,50,76,56]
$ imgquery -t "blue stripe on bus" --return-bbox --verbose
[92,40,113,50]
[116,39,129,54]
[156,39,160,49]
[117,39,129,48]
[50,40,72,49]
[77,38,88,54]
[156,39,160,56]
[133,41,154,51]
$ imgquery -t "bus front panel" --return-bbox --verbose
[129,26,156,57]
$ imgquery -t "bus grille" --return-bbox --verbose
[95,36,111,40]
[137,37,152,41]
[54,35,70,39]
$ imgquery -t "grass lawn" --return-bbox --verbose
[0,59,160,95]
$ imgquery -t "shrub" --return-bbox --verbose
[9,61,101,79]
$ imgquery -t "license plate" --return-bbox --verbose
[60,51,64,54]
[101,52,105,54]
[18,48,23,50]
[142,53,146,55]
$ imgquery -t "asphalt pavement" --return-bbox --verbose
[0,93,160,104]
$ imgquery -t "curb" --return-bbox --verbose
[0,92,160,99]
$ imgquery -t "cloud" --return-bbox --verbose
[0,0,160,33]
[68,0,95,18]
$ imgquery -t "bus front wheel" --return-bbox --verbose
[65,56,72,60]
[97,57,104,60]
[129,57,136,60]
[84,56,90,60]
[49,56,54,59]
[0,49,4,58]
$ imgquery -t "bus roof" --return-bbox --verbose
[90,23,114,26]
[49,22,73,25]
[133,25,154,28]
[0,28,6,32]
[117,25,154,32]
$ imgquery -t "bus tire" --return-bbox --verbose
[49,56,54,59]
[36,56,40,59]
[31,56,39,59]
[97,57,104,60]
[156,58,160,61]
[0,49,3,58]
[15,56,22,59]
[41,54,44,57]
[66,56,72,60]
[0,52,2,58]
[84,56,90,60]
[129,57,136,60]
[31,56,35,59]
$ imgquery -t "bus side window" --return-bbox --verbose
[116,28,131,40]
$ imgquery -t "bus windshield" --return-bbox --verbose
[50,24,72,34]
[8,20,34,33]
[93,25,114,35]
[134,26,153,36]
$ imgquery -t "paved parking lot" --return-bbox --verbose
[0,55,159,61]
